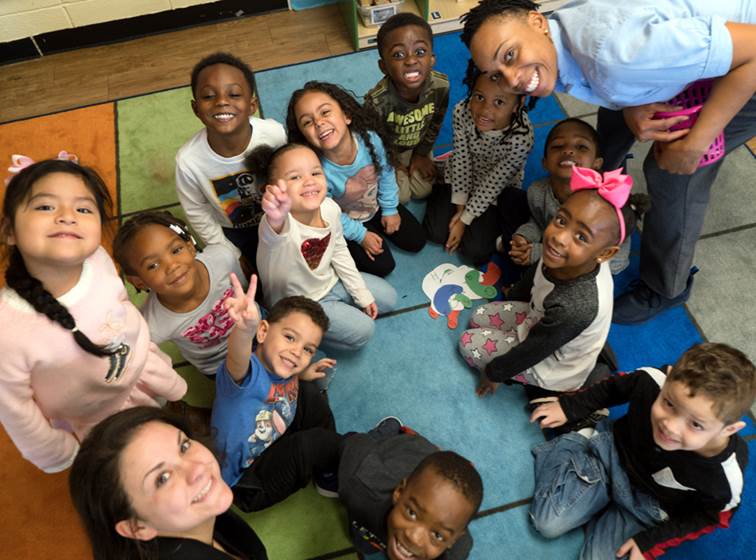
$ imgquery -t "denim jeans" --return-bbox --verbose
[319,273,397,352]
[530,421,668,559]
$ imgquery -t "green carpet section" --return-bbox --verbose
[239,485,356,560]
[117,88,198,214]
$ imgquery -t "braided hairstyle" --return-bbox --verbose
[2,159,114,357]
[460,0,540,48]
[285,81,398,174]
[462,58,532,143]
[112,210,198,277]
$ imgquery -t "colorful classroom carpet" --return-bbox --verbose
[1,31,754,560]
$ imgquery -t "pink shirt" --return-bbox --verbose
[0,247,186,472]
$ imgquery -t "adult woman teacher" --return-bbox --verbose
[69,407,267,560]
[461,0,756,323]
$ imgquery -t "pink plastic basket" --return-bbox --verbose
[654,79,724,168]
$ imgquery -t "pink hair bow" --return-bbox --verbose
[570,166,633,244]
[6,151,79,185]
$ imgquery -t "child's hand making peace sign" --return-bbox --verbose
[224,273,261,334]
[261,180,292,233]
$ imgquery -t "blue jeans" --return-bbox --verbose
[530,422,668,559]
[319,273,397,352]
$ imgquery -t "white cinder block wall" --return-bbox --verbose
[0,0,221,43]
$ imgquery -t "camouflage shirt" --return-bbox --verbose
[364,70,450,156]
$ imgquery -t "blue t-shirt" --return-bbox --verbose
[548,0,756,108]
[211,354,299,486]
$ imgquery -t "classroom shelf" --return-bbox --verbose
[340,0,570,51]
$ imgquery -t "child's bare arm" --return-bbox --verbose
[261,180,292,234]
[224,273,260,382]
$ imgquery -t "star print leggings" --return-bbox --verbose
[458,301,535,382]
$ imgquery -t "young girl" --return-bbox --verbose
[424,62,534,264]
[113,211,246,377]
[248,143,397,351]
[460,166,650,398]
[510,118,631,274]
[70,406,267,560]
[0,158,186,473]
[285,81,426,278]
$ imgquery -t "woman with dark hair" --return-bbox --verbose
[69,406,267,560]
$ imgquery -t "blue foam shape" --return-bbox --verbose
[327,307,546,509]
[468,505,583,560]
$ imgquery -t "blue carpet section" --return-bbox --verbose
[255,50,383,124]
[252,36,753,560]
[328,307,546,509]
[470,506,583,560]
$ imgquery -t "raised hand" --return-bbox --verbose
[261,179,292,232]
[301,357,336,382]
[224,273,260,334]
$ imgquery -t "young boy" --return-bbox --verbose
[365,13,450,204]
[529,342,756,559]
[175,52,287,266]
[211,275,341,512]
[339,418,483,559]
[510,118,632,275]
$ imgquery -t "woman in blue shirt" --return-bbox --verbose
[461,0,756,323]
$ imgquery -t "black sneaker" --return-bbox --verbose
[613,268,698,325]
[370,416,404,438]
[314,471,339,498]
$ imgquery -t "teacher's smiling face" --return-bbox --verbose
[469,11,557,98]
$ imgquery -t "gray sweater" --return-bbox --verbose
[514,178,559,264]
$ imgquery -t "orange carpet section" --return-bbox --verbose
[0,102,118,282]
[0,427,92,558]
[0,103,117,558]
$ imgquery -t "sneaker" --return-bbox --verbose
[612,268,698,324]
[370,416,404,438]
[314,471,339,498]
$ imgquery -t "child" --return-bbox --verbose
[70,407,267,560]
[249,143,397,351]
[529,342,756,559]
[510,118,631,274]
[211,280,342,512]
[460,166,649,397]
[113,211,245,377]
[364,12,450,204]
[286,81,426,278]
[461,1,756,324]
[175,52,286,267]
[339,418,483,559]
[0,158,186,472]
[424,62,534,264]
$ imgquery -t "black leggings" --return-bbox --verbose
[232,381,342,512]
[348,204,426,277]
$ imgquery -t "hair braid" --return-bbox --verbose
[461,0,540,47]
[6,249,114,357]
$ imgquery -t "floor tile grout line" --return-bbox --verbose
[699,221,756,240]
